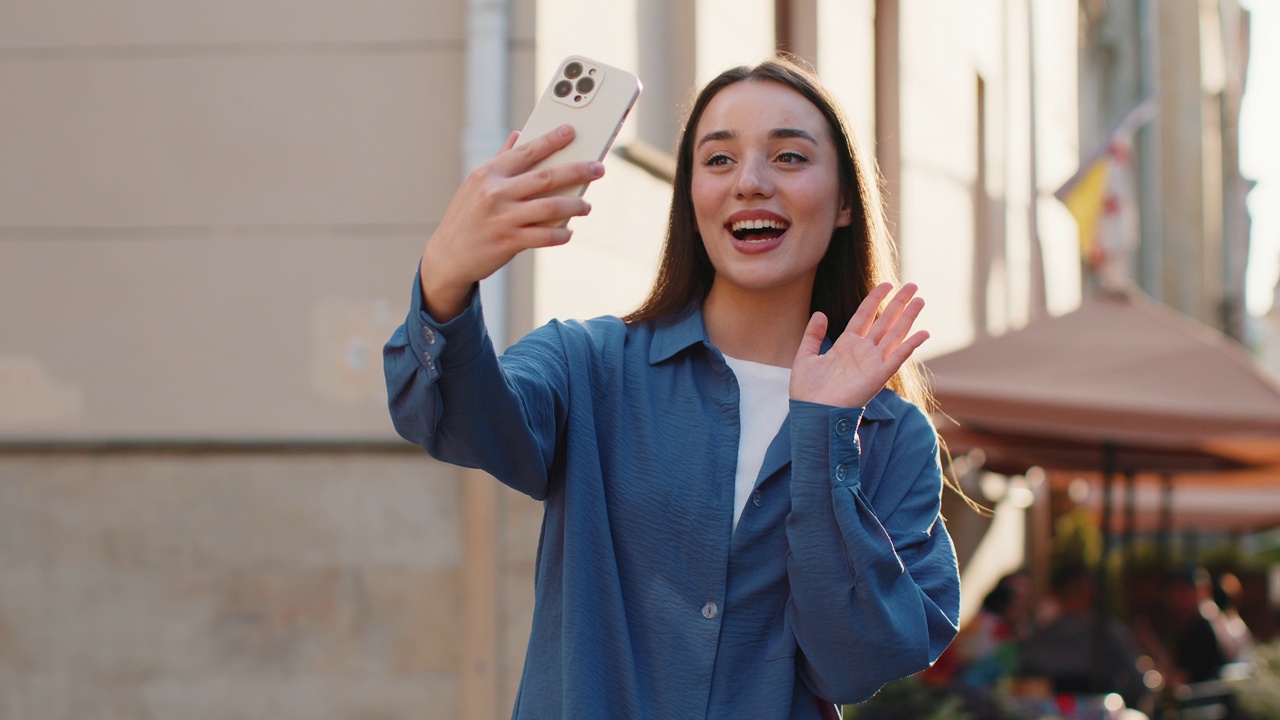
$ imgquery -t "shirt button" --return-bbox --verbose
[836,418,853,435]
[422,326,437,345]
[701,602,718,619]
[835,464,846,482]
[752,490,763,507]
[423,353,437,372]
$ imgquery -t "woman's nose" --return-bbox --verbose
[734,156,772,198]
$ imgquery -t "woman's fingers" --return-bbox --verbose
[494,201,588,250]
[512,224,575,249]
[839,283,927,370]
[882,297,926,348]
[419,124,603,318]
[868,284,922,346]
[500,124,576,175]
[846,282,893,338]
[469,124,603,224]
[795,312,829,360]
[793,285,929,407]
[880,329,930,380]
[846,283,921,342]
[449,127,600,241]
[506,159,605,202]
[506,195,594,233]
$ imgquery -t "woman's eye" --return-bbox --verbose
[776,151,809,164]
[703,153,732,166]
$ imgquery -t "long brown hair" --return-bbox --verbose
[624,56,931,413]
[625,57,982,512]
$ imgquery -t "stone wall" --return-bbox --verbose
[0,450,476,719]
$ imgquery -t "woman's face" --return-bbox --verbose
[690,80,851,301]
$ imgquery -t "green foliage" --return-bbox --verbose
[1051,507,1102,573]
[1235,640,1280,719]
[1254,530,1280,565]
[1199,541,1254,573]
[1256,545,1280,566]
[842,676,1040,720]
[842,677,971,720]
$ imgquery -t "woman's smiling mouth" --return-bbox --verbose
[728,217,791,241]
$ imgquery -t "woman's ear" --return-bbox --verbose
[836,201,853,228]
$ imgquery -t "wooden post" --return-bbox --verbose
[1092,441,1117,694]
[460,469,501,719]
[1157,473,1174,570]
[1123,470,1137,577]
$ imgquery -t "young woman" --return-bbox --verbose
[384,57,960,719]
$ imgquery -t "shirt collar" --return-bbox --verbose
[646,304,899,422]
[648,305,710,365]
[863,394,895,421]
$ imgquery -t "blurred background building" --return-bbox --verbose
[0,0,1268,718]
[1076,0,1253,339]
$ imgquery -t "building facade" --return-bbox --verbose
[1077,0,1253,339]
[0,1,1079,717]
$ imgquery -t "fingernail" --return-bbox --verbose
[589,162,605,177]
[558,124,573,137]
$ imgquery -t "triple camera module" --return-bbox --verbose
[552,60,599,105]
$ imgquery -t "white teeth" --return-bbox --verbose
[730,218,789,233]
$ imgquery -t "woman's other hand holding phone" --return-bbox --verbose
[419,124,605,321]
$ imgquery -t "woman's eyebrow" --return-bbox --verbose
[696,128,818,149]
[770,128,818,143]
[696,129,735,149]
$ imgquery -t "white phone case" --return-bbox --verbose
[514,55,642,204]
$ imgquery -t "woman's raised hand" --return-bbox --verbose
[789,283,929,409]
[419,125,605,320]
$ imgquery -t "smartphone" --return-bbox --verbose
[514,55,642,211]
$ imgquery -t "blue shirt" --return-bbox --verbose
[383,276,960,720]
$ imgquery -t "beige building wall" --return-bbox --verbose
[1075,1,1251,339]
[1159,0,1215,320]
[0,0,461,442]
[887,0,1080,356]
[1155,0,1237,330]
[0,0,489,718]
[0,450,461,718]
[1032,1,1090,318]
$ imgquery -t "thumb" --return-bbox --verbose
[795,312,828,363]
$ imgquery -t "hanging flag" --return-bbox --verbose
[1057,152,1113,268]
[1054,95,1158,288]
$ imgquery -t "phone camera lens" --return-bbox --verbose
[554,80,573,98]
[564,62,583,79]
[575,77,595,95]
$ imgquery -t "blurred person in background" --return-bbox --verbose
[924,571,1031,689]
[1212,571,1255,665]
[1168,567,1231,684]
[1018,564,1147,708]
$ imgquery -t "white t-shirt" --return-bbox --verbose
[722,354,792,532]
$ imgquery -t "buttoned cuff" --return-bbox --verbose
[405,271,490,378]
[789,400,864,487]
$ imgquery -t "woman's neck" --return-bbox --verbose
[702,282,814,368]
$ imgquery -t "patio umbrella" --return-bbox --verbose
[926,286,1280,475]
[924,286,1280,695]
